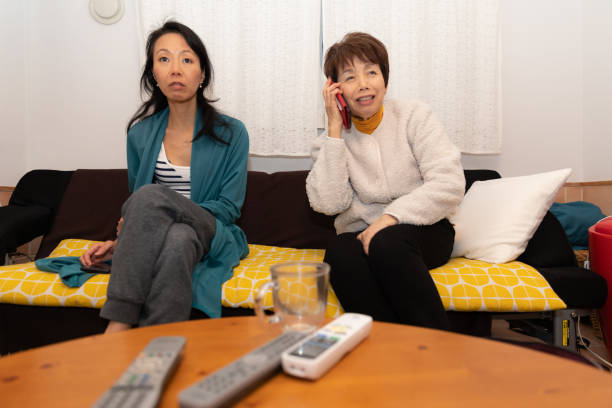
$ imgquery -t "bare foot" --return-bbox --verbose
[104,321,133,334]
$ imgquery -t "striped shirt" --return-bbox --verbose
[154,143,191,199]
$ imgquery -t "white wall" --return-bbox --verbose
[1,3,27,186]
[582,0,612,181]
[1,0,611,186]
[462,0,585,180]
[24,1,140,177]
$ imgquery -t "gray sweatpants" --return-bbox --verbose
[100,184,216,327]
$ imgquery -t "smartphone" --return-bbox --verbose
[81,262,111,274]
[332,76,351,130]
[336,93,351,130]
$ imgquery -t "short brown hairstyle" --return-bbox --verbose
[323,32,389,87]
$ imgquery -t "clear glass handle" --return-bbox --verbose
[254,281,281,324]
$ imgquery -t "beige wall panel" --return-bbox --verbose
[565,186,583,203]
[583,186,612,215]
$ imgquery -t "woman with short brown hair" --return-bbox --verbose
[306,32,465,329]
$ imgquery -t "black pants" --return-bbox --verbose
[324,220,454,330]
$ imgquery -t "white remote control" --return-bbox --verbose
[92,336,186,408]
[178,330,308,408]
[281,313,372,380]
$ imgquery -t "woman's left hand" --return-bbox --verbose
[116,217,124,237]
[357,214,399,255]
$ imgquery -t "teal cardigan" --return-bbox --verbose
[127,107,250,318]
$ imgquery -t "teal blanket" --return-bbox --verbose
[550,201,607,250]
[35,257,110,287]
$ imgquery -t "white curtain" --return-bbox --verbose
[137,0,321,156]
[323,0,501,154]
[137,1,500,155]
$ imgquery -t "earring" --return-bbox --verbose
[199,81,203,88]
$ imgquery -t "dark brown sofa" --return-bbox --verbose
[0,169,606,354]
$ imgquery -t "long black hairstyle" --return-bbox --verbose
[127,21,228,144]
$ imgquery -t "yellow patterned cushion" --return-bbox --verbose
[0,239,566,314]
[0,261,108,308]
[431,258,566,312]
[48,238,101,257]
[221,244,342,318]
[0,239,343,317]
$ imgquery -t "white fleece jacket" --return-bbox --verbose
[306,99,465,234]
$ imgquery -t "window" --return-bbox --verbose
[138,0,500,155]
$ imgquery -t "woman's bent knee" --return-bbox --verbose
[369,225,419,257]
[122,184,178,215]
[131,184,173,204]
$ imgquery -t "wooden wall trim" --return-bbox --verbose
[557,181,612,215]
[565,181,612,187]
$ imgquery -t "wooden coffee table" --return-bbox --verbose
[2,316,612,407]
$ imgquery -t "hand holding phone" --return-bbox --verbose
[81,262,111,274]
[330,75,351,130]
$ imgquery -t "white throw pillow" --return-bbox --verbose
[450,168,572,263]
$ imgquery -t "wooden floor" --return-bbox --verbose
[491,317,611,370]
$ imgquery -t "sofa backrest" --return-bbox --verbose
[37,169,130,258]
[237,171,336,249]
[34,167,577,267]
[36,169,337,257]
[237,169,504,249]
[464,169,500,191]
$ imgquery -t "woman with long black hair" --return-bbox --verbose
[80,21,249,333]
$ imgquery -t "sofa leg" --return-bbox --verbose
[553,309,575,350]
[493,310,592,351]
[553,309,591,351]
[3,253,15,265]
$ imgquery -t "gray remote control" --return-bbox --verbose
[92,336,186,408]
[178,330,308,408]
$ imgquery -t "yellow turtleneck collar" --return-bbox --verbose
[352,105,384,134]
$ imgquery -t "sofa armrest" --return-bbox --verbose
[537,266,607,308]
[0,205,51,263]
[1,170,74,263]
[518,210,578,268]
[9,170,73,211]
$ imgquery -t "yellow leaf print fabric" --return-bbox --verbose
[221,244,342,318]
[0,239,566,314]
[430,258,566,311]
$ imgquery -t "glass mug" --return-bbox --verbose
[254,261,330,333]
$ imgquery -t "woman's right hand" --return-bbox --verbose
[79,240,117,266]
[323,78,344,139]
